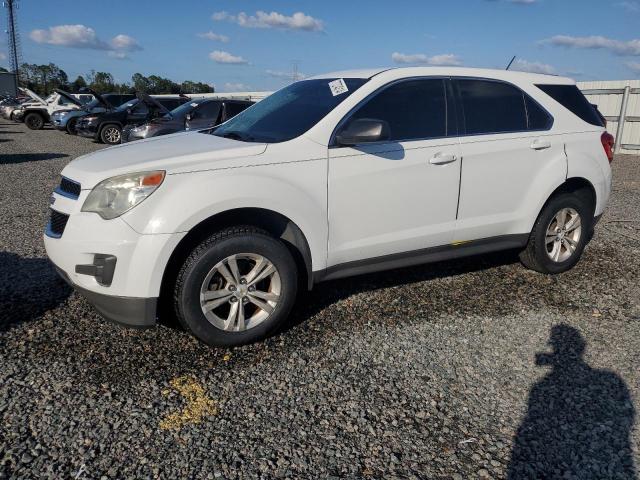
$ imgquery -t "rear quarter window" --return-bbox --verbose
[536,84,604,127]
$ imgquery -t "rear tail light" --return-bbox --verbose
[601,132,614,163]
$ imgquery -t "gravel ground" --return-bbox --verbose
[1,120,639,480]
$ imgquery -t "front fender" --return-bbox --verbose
[121,160,328,271]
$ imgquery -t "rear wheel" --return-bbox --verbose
[100,124,122,145]
[520,192,592,274]
[173,226,298,347]
[25,112,44,130]
[66,117,78,135]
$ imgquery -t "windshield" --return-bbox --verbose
[213,78,368,143]
[84,98,101,110]
[160,99,201,119]
[115,99,139,111]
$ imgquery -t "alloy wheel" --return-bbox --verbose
[199,253,281,332]
[545,208,582,263]
[104,127,121,144]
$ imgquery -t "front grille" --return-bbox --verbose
[58,177,81,199]
[46,209,69,238]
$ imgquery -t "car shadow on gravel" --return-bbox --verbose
[507,325,637,479]
[0,153,68,165]
[0,252,72,334]
[282,249,522,334]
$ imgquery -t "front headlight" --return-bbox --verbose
[82,171,165,220]
[131,125,149,134]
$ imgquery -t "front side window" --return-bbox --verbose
[213,78,368,143]
[195,101,221,120]
[344,78,449,142]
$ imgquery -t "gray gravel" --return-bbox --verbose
[1,120,639,480]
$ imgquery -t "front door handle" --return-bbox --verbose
[429,153,458,165]
[531,139,552,150]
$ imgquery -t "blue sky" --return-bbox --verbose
[2,0,639,91]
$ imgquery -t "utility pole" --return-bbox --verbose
[4,0,22,93]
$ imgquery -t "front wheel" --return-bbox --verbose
[66,118,78,135]
[25,112,44,130]
[520,192,592,274]
[173,226,298,347]
[100,124,122,145]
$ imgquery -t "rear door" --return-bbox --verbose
[328,78,462,266]
[454,78,565,242]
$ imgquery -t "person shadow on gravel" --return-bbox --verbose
[507,324,637,480]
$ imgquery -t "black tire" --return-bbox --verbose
[66,117,78,135]
[173,226,298,347]
[25,112,44,130]
[520,192,593,274]
[100,124,122,145]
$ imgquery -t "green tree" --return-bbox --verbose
[71,75,87,92]
[89,71,115,93]
[131,73,151,93]
[19,62,68,95]
[181,80,214,93]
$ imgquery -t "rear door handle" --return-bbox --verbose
[531,139,552,150]
[429,153,458,165]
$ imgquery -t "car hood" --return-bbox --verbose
[24,88,46,105]
[62,131,268,188]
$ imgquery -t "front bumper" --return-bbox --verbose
[13,110,24,121]
[76,123,99,139]
[53,262,158,328]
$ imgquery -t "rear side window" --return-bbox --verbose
[457,79,527,134]
[525,96,553,131]
[348,79,449,141]
[536,84,604,127]
[457,79,553,134]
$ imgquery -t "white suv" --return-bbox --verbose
[44,67,613,347]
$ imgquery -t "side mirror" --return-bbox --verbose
[336,118,390,146]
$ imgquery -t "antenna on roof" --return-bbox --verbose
[506,56,516,71]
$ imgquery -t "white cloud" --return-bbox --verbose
[110,34,141,52]
[197,31,230,43]
[220,82,251,92]
[391,52,462,66]
[545,35,640,56]
[213,10,324,32]
[510,59,555,74]
[30,24,110,49]
[29,24,141,59]
[266,69,307,80]
[209,50,249,64]
[626,61,640,72]
[0,52,6,61]
[616,1,640,12]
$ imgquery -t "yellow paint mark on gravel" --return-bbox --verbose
[160,376,217,431]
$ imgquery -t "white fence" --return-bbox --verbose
[578,80,640,155]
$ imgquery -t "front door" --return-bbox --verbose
[328,78,462,267]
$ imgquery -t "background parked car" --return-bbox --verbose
[52,90,135,135]
[75,94,189,145]
[0,90,30,120]
[122,95,253,143]
[11,89,93,130]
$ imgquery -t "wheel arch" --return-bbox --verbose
[160,207,314,307]
[531,176,598,235]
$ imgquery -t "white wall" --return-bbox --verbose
[578,80,640,155]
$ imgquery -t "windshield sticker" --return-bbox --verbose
[190,103,199,107]
[328,78,349,97]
